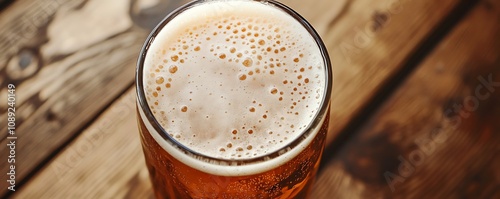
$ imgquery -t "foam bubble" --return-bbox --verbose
[143,0,326,162]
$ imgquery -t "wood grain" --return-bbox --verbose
[12,90,156,198]
[312,0,500,198]
[10,0,471,198]
[293,0,464,146]
[0,0,188,196]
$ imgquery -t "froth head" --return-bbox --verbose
[137,0,331,166]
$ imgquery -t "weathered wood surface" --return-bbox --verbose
[12,90,155,198]
[294,0,465,145]
[9,0,473,198]
[0,0,187,196]
[312,0,500,198]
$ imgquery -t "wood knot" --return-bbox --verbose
[6,48,41,80]
[46,111,58,121]
[341,134,401,184]
[372,11,389,31]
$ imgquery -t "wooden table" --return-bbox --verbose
[1,0,499,198]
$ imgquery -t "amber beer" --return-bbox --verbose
[136,0,332,198]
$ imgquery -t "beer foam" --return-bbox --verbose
[143,0,326,167]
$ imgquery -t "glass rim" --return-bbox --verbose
[136,0,333,165]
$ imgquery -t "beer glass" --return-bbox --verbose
[136,0,332,198]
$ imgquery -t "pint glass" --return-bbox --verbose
[136,0,332,198]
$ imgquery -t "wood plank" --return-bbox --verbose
[286,0,467,146]
[12,89,155,198]
[0,0,188,196]
[312,0,500,198]
[12,0,468,197]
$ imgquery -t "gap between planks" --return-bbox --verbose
[7,1,476,197]
[312,0,500,197]
[319,0,482,171]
